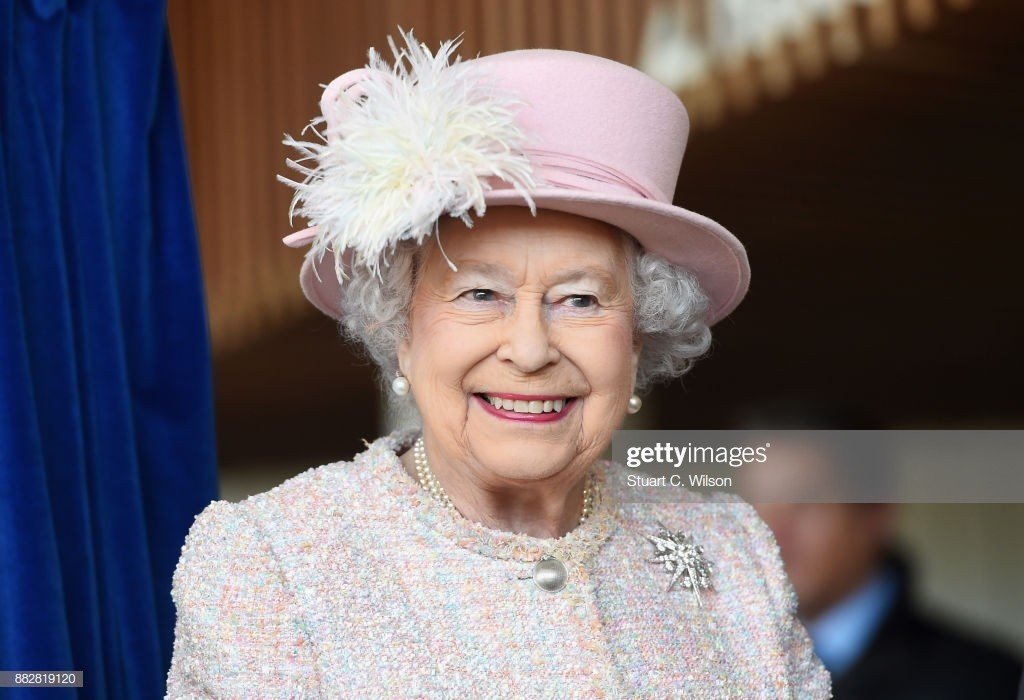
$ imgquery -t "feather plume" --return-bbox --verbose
[278,28,538,283]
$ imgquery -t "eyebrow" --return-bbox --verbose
[452,261,618,294]
[547,267,619,291]
[452,262,619,292]
[451,261,517,284]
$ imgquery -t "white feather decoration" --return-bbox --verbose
[278,28,538,283]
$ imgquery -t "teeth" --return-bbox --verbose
[482,395,571,414]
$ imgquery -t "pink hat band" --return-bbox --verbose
[513,149,664,202]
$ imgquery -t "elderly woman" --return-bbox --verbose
[165,31,830,698]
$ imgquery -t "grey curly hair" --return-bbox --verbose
[337,229,712,417]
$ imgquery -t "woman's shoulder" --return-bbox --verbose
[175,432,407,581]
[217,430,410,522]
[167,501,322,693]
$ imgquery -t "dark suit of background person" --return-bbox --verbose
[828,553,1021,699]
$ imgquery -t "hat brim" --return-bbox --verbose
[297,188,750,326]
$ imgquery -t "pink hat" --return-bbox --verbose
[280,32,749,325]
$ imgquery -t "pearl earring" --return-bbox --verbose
[391,372,410,396]
[627,394,642,414]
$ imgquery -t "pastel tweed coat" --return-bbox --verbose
[165,430,831,698]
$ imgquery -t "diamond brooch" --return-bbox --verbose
[645,520,714,607]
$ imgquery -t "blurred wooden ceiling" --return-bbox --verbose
[658,0,1023,430]
[167,0,1023,465]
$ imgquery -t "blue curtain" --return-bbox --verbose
[0,0,218,697]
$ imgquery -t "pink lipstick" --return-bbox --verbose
[472,393,577,423]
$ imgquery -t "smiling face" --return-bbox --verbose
[397,206,640,488]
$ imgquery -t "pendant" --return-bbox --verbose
[645,520,714,607]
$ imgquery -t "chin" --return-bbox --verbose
[470,433,580,482]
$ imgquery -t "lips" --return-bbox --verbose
[472,392,578,423]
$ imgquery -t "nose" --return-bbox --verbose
[495,298,560,373]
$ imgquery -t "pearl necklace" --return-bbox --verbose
[412,436,596,527]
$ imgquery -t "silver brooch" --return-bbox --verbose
[645,520,714,607]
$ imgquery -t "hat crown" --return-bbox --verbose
[472,49,689,204]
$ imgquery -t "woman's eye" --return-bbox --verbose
[462,288,497,302]
[565,294,597,308]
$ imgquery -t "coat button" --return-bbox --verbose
[533,554,567,592]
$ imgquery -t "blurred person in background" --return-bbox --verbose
[739,399,1022,699]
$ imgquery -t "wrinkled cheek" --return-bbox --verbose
[410,328,493,428]
[577,337,636,397]
[576,349,635,442]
